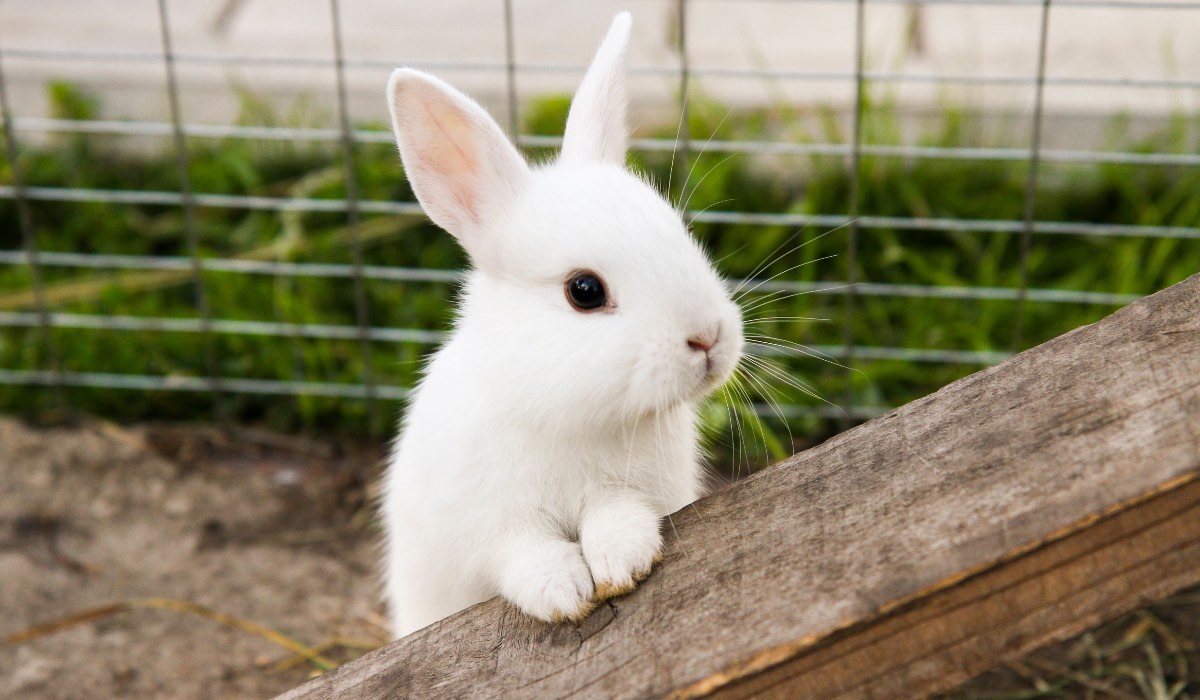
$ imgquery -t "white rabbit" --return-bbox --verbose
[382,12,744,639]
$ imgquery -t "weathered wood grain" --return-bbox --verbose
[280,272,1200,700]
[696,473,1200,699]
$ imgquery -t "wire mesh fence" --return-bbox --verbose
[1,0,1198,442]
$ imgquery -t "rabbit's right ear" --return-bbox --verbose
[387,69,530,250]
[560,12,632,166]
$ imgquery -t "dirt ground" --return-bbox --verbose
[0,417,387,699]
[2,416,1196,699]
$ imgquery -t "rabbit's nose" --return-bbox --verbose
[687,329,718,353]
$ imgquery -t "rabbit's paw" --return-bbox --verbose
[581,494,662,602]
[499,536,596,623]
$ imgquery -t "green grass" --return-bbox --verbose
[2,82,1198,471]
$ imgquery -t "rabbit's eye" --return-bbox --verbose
[565,271,607,311]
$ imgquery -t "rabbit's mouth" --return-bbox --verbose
[696,350,739,395]
[701,365,730,391]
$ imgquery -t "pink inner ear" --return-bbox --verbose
[390,68,532,244]
[414,99,483,226]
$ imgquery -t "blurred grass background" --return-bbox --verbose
[2,81,1198,474]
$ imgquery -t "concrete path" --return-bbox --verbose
[1,0,1198,142]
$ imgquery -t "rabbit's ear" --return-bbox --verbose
[388,68,530,248]
[560,12,631,166]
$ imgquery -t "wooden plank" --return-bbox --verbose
[695,474,1200,699]
[279,272,1200,700]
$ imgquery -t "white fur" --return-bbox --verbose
[382,12,744,639]
[560,11,630,166]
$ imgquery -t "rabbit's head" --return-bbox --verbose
[388,13,743,432]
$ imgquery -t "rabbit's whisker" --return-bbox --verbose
[740,365,794,452]
[743,355,847,417]
[687,199,734,228]
[743,354,820,398]
[731,232,807,297]
[712,241,753,270]
[728,220,854,297]
[665,84,690,201]
[738,284,857,315]
[733,255,837,302]
[744,315,832,324]
[745,335,867,376]
[729,368,768,470]
[725,378,752,480]
[681,153,738,217]
[675,106,733,213]
[719,385,742,480]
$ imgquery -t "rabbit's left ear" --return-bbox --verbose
[560,12,631,166]
[387,68,530,251]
